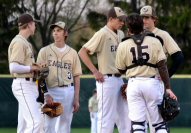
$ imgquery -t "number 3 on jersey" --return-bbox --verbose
[130,45,150,63]
[67,71,72,79]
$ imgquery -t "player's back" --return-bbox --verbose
[116,35,166,78]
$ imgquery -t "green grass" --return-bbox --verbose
[0,128,191,133]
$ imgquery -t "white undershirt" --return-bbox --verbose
[9,62,31,74]
[56,45,66,52]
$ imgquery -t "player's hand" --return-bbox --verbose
[73,98,80,113]
[45,94,54,105]
[93,70,104,83]
[166,89,177,100]
[30,63,40,73]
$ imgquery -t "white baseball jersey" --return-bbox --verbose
[152,28,181,56]
[83,25,124,74]
[37,43,82,88]
[116,36,166,78]
[89,95,98,112]
[8,35,35,78]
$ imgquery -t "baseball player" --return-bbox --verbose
[140,5,184,133]
[78,7,131,133]
[8,13,43,133]
[88,89,98,133]
[37,21,82,133]
[115,13,177,133]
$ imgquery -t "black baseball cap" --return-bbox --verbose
[18,13,40,27]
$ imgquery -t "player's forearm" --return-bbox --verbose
[78,47,98,73]
[74,75,80,101]
[9,62,31,74]
[157,60,171,89]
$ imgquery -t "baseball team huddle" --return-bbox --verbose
[8,4,184,133]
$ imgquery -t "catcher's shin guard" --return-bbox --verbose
[131,121,145,133]
[153,121,167,133]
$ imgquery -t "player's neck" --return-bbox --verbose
[18,30,30,39]
[148,26,156,32]
[54,41,65,48]
[106,23,117,33]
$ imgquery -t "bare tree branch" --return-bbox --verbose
[69,0,90,30]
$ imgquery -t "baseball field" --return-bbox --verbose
[0,128,191,133]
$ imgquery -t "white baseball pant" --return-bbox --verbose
[127,77,167,133]
[44,86,74,133]
[96,75,131,133]
[90,112,98,133]
[12,78,43,133]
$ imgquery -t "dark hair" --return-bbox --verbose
[126,13,143,34]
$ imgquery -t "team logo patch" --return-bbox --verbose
[142,7,149,13]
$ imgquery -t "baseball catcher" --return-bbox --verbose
[42,102,64,117]
[158,93,180,121]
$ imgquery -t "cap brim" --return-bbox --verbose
[118,15,126,21]
[50,24,57,29]
[50,24,65,30]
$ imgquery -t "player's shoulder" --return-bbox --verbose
[145,35,161,44]
[9,35,28,48]
[39,43,53,53]
[66,45,78,54]
[155,28,170,37]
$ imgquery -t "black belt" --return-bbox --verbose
[130,76,155,78]
[13,77,36,82]
[59,83,74,87]
[106,74,121,77]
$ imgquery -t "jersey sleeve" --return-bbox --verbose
[9,42,26,64]
[72,51,82,76]
[115,42,126,70]
[37,47,47,63]
[162,31,181,55]
[83,30,104,55]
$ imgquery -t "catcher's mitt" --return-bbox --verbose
[42,102,64,117]
[121,83,127,100]
[158,93,180,121]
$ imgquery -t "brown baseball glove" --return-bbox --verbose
[41,102,64,117]
[38,63,49,80]
[121,83,127,100]
[33,63,49,80]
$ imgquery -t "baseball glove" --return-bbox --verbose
[158,93,180,121]
[33,63,49,80]
[38,64,49,80]
[42,102,64,117]
[121,83,127,100]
